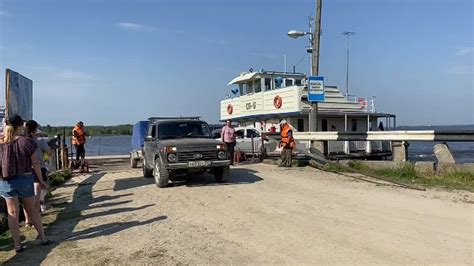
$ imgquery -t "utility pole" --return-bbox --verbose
[309,0,322,131]
[343,31,355,98]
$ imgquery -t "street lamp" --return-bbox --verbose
[288,16,321,132]
[287,30,310,39]
[343,31,355,99]
[287,17,315,75]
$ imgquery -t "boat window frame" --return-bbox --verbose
[274,76,283,89]
[239,83,246,96]
[264,77,272,91]
[254,78,262,93]
[246,80,254,94]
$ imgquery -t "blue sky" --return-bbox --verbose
[0,0,472,126]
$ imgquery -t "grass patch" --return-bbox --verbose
[49,170,73,186]
[347,161,474,191]
[0,231,12,248]
[323,162,352,173]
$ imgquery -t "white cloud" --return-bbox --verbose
[455,46,474,56]
[29,65,96,82]
[117,22,156,32]
[444,65,473,75]
[56,70,96,81]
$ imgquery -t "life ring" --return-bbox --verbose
[227,104,233,115]
[358,98,367,110]
[273,95,282,109]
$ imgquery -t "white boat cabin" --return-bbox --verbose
[220,70,395,133]
[220,70,396,157]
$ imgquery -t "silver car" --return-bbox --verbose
[234,128,278,156]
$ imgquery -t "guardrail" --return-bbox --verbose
[293,131,474,142]
[292,130,474,162]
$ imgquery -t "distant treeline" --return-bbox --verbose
[42,125,133,136]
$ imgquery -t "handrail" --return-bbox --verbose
[293,130,474,142]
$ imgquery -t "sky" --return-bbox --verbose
[0,0,472,126]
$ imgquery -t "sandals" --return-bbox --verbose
[13,238,50,253]
[14,245,25,253]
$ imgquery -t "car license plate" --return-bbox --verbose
[188,161,211,168]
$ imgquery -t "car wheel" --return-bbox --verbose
[142,158,153,178]
[214,165,230,183]
[130,154,138,168]
[154,159,169,188]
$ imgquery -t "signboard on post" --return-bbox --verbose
[308,76,325,102]
[5,69,33,120]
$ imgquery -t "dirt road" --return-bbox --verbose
[2,163,473,265]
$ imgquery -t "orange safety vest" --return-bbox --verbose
[280,124,296,149]
[72,125,86,145]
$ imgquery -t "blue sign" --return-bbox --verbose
[308,76,325,102]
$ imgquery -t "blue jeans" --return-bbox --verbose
[0,175,35,198]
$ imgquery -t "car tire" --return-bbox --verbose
[214,165,230,183]
[154,159,169,188]
[142,158,153,178]
[130,154,138,168]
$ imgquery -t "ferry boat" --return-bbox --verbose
[219,70,396,158]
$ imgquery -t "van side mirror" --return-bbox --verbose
[145,136,154,141]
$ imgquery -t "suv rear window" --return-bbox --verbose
[158,121,212,139]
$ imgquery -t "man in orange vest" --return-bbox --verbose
[279,120,296,167]
[72,121,87,161]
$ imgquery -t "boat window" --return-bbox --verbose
[285,79,294,87]
[351,119,357,132]
[254,78,262,93]
[246,80,254,94]
[264,78,272,91]
[274,76,283,89]
[295,79,302,86]
[239,83,245,96]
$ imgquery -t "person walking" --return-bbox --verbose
[221,120,236,165]
[0,115,49,252]
[279,120,296,167]
[72,121,86,162]
[23,120,52,226]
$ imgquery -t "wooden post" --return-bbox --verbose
[251,135,255,162]
[5,69,10,118]
[61,127,68,170]
[260,132,266,161]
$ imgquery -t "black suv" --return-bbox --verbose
[142,117,230,187]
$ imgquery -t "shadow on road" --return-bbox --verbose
[67,215,167,241]
[113,176,154,192]
[5,172,167,265]
[171,167,263,188]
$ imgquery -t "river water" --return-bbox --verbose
[75,134,474,164]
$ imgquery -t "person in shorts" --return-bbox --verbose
[0,115,49,252]
[23,120,52,226]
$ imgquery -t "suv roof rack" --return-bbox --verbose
[148,116,201,122]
